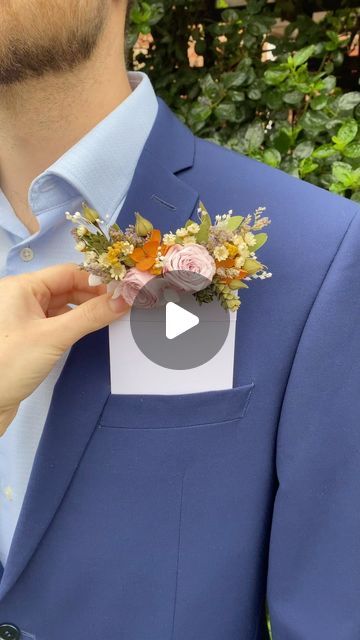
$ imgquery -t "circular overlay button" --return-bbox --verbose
[130,271,230,370]
[0,623,21,640]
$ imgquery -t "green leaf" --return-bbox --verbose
[263,148,281,168]
[248,88,262,101]
[351,191,360,203]
[338,92,360,112]
[214,102,237,122]
[332,120,358,148]
[312,144,337,159]
[299,157,319,176]
[189,103,212,123]
[200,73,222,100]
[343,142,360,159]
[293,45,316,69]
[294,141,315,160]
[229,280,249,290]
[230,90,246,103]
[322,75,337,93]
[332,161,354,186]
[283,91,304,106]
[272,129,292,154]
[310,95,328,111]
[222,70,248,89]
[196,209,212,243]
[251,232,268,251]
[265,90,283,111]
[226,216,244,231]
[245,121,265,150]
[264,69,290,86]
[243,258,263,274]
[300,111,329,135]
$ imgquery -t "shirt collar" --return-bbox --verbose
[29,71,159,219]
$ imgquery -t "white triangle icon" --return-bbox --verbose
[166,302,199,340]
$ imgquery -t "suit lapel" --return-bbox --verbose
[0,97,199,602]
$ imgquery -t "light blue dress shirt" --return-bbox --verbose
[0,71,158,567]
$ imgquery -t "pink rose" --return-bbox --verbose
[163,244,216,292]
[110,268,165,309]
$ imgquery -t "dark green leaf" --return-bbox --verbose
[310,95,328,111]
[222,70,248,89]
[247,88,262,101]
[283,91,304,106]
[214,102,237,122]
[264,69,290,86]
[189,103,212,123]
[244,121,265,150]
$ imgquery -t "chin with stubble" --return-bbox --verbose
[0,0,111,86]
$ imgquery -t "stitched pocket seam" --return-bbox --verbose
[98,382,255,430]
[99,415,244,431]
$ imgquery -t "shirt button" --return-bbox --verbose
[0,623,21,640]
[20,247,34,262]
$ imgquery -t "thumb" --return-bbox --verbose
[46,291,128,349]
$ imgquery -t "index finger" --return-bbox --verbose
[24,262,106,297]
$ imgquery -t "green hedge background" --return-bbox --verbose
[128,0,360,201]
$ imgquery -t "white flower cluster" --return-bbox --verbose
[214,210,233,228]
[251,271,273,280]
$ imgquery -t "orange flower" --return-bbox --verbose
[215,258,235,269]
[131,229,162,272]
[217,268,249,285]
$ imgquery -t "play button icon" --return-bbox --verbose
[130,270,230,370]
[166,302,199,340]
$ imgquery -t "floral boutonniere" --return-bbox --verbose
[66,202,272,311]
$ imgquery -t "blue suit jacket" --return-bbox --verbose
[0,98,359,640]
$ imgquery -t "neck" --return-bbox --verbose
[0,24,131,233]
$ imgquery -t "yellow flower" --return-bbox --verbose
[163,232,176,246]
[118,241,134,256]
[176,227,188,238]
[106,242,124,265]
[235,255,246,269]
[225,243,238,258]
[245,232,257,247]
[187,222,200,235]
[182,235,197,245]
[99,252,112,267]
[110,264,126,280]
[214,245,229,261]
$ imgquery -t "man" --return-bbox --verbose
[0,1,359,639]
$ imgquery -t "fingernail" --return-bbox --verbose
[111,286,122,300]
[108,296,125,313]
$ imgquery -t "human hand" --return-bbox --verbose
[0,263,127,435]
